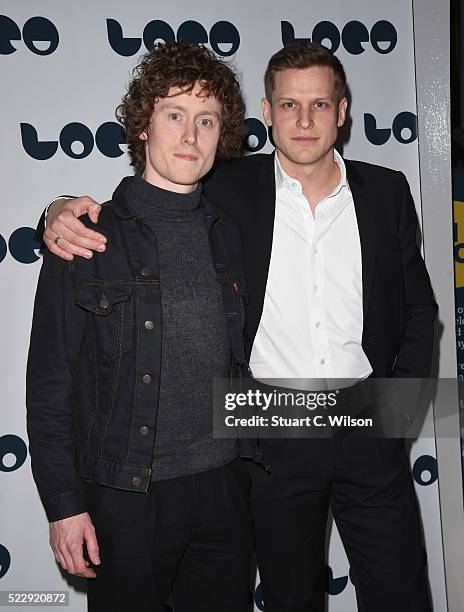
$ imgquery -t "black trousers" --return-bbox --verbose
[83,458,252,612]
[248,437,431,612]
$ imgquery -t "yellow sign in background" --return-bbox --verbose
[454,200,464,288]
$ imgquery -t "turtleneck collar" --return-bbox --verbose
[125,174,203,222]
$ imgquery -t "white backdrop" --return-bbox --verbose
[0,1,448,610]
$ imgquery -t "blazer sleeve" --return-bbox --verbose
[26,251,87,522]
[392,172,438,378]
[34,208,46,245]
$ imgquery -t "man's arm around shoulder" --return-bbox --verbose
[36,196,106,261]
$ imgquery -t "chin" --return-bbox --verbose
[170,172,201,186]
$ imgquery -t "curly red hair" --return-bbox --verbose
[116,41,247,174]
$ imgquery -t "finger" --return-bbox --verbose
[46,222,106,254]
[52,549,67,571]
[44,235,93,259]
[44,228,91,259]
[71,197,101,217]
[49,211,107,243]
[69,544,96,578]
[45,240,75,261]
[59,546,76,575]
[87,204,102,225]
[75,569,97,579]
[84,526,101,565]
[46,236,93,260]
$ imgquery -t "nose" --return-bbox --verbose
[296,108,314,129]
[182,119,197,145]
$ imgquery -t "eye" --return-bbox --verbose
[168,112,181,121]
[314,101,328,109]
[199,118,213,127]
[283,102,296,109]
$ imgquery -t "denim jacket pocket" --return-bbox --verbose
[76,282,133,363]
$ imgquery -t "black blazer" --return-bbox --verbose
[203,152,437,378]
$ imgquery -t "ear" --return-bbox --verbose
[261,97,273,127]
[337,97,348,128]
[138,130,148,141]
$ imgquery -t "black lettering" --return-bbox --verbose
[107,18,142,56]
[143,19,175,49]
[60,122,94,159]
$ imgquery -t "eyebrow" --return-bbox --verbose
[275,95,333,103]
[161,104,221,119]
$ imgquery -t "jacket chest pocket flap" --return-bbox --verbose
[76,284,133,362]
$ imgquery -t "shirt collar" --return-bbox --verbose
[274,148,349,197]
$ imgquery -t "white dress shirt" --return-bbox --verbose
[249,150,373,389]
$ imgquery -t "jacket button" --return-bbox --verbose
[144,320,154,330]
[100,298,109,309]
[139,426,149,435]
[142,374,152,384]
[141,268,151,277]
[131,476,141,488]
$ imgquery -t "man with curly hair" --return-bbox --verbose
[27,41,252,612]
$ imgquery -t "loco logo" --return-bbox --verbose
[412,454,438,486]
[0,434,28,472]
[0,544,11,579]
[0,15,58,55]
[21,118,268,158]
[0,228,41,264]
[21,122,126,160]
[364,112,417,145]
[244,118,270,153]
[282,20,397,55]
[107,19,239,57]
[326,565,349,595]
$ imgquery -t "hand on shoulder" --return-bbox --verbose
[45,196,106,261]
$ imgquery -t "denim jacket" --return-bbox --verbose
[26,180,249,522]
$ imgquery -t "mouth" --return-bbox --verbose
[173,153,199,161]
[291,136,319,143]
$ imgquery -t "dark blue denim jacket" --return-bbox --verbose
[27,180,249,522]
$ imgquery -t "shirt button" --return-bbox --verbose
[313,248,318,255]
[141,268,151,277]
[142,374,152,384]
[131,476,141,488]
[315,321,321,328]
[320,358,326,365]
[139,426,149,435]
[144,320,154,330]
[313,285,318,292]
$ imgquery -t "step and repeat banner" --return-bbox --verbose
[0,1,448,610]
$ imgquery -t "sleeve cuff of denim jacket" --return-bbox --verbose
[42,490,87,523]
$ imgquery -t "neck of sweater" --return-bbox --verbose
[127,174,202,222]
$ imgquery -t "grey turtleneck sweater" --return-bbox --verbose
[126,174,238,481]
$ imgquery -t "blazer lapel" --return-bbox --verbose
[345,160,378,325]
